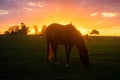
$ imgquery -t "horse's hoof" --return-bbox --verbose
[65,64,69,68]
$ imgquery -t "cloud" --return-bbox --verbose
[0,10,9,14]
[90,13,97,16]
[23,7,32,12]
[28,2,45,8]
[102,12,117,18]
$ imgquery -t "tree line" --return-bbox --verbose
[5,23,29,35]
[4,23,99,36]
[4,23,46,35]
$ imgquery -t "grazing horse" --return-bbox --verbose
[45,23,89,69]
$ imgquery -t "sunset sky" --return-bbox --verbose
[0,0,120,36]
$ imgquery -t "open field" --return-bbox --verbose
[0,35,120,80]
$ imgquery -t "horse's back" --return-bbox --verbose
[45,23,74,44]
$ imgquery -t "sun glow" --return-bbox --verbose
[1,0,120,36]
[75,27,88,35]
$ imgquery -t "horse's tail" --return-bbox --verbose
[47,41,54,62]
[46,26,54,62]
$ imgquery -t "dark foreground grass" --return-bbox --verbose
[0,35,120,80]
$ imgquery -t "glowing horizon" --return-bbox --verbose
[0,0,120,36]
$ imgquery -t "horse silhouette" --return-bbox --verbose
[45,23,89,69]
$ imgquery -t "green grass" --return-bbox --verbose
[0,35,120,80]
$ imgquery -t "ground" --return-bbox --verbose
[0,35,120,80]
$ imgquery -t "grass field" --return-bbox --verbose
[0,35,120,80]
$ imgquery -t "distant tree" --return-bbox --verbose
[33,25,38,35]
[8,26,13,33]
[4,26,18,35]
[13,25,19,32]
[4,31,9,35]
[4,23,29,35]
[90,29,99,35]
[41,25,46,36]
[20,23,28,35]
[10,25,19,35]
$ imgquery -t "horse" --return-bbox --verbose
[45,23,89,69]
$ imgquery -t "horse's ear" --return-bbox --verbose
[70,22,73,25]
[67,22,73,26]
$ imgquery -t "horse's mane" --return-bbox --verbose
[47,23,83,38]
[48,23,79,32]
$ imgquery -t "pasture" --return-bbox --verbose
[0,35,120,80]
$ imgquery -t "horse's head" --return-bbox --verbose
[75,42,89,69]
[73,30,89,69]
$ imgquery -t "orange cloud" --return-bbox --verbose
[90,13,97,16]
[102,12,117,18]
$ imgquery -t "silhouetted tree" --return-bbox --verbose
[33,25,38,35]
[90,29,99,35]
[40,25,46,36]
[4,31,9,35]
[13,25,19,32]
[8,26,13,33]
[10,25,19,35]
[5,23,29,35]
[20,23,28,35]
[5,26,18,35]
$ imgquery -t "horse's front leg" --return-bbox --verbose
[65,45,73,67]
